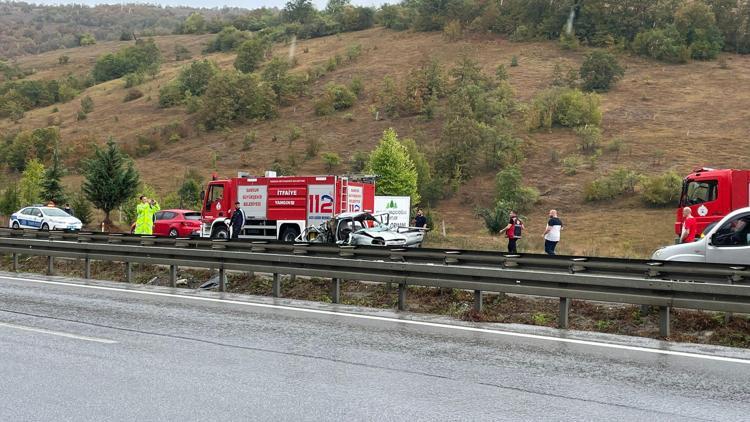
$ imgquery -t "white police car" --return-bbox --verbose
[9,206,83,231]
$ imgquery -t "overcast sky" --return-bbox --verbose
[33,0,388,9]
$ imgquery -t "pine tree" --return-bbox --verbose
[367,128,419,204]
[82,137,140,228]
[41,149,67,205]
[0,183,21,217]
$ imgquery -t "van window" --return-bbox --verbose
[713,214,750,247]
[683,180,718,205]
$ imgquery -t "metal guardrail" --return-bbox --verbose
[1,228,749,337]
[1,228,748,284]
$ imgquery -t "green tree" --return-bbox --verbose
[41,148,67,204]
[70,189,93,226]
[234,38,267,73]
[321,152,341,172]
[183,12,207,34]
[0,183,21,217]
[82,138,140,227]
[178,59,219,96]
[367,128,419,203]
[579,50,625,92]
[283,0,316,23]
[19,159,46,205]
[494,165,539,213]
[178,173,202,209]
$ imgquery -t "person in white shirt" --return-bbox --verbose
[543,209,563,255]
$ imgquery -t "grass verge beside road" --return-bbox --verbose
[2,255,748,349]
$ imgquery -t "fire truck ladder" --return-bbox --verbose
[340,177,349,213]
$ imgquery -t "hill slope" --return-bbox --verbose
[3,27,750,256]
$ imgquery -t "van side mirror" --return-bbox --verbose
[199,190,205,201]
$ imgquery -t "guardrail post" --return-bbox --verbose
[84,258,91,279]
[219,268,226,292]
[125,262,133,283]
[12,253,18,272]
[169,265,177,288]
[330,278,341,303]
[659,306,671,337]
[473,290,483,313]
[272,273,281,298]
[559,297,571,329]
[47,256,54,276]
[398,283,407,311]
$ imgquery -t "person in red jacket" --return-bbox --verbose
[680,207,697,243]
[499,211,524,254]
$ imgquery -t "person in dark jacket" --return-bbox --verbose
[63,203,73,216]
[414,208,427,228]
[229,201,245,239]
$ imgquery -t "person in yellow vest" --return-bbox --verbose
[134,195,160,235]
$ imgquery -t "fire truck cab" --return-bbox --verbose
[676,168,750,237]
[200,172,375,241]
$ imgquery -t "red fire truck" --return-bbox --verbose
[676,168,750,236]
[200,173,375,241]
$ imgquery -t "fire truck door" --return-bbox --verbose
[205,183,228,220]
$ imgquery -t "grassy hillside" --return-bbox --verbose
[3,27,750,257]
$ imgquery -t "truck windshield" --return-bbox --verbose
[205,185,224,210]
[680,180,718,206]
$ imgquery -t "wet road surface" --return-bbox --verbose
[1,272,749,421]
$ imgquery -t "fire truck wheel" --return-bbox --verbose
[280,227,300,243]
[211,226,229,240]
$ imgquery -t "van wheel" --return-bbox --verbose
[41,223,49,231]
[211,226,229,240]
[280,227,300,242]
[12,221,19,229]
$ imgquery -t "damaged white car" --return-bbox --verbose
[298,212,426,247]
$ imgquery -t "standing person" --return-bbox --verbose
[543,209,564,255]
[500,211,524,254]
[63,203,73,216]
[680,207,697,243]
[414,208,427,228]
[134,195,160,235]
[229,201,245,239]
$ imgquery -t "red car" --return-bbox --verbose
[131,209,202,237]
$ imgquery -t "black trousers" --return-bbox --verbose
[507,238,518,254]
[231,225,241,239]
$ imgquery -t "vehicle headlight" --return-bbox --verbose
[652,248,663,258]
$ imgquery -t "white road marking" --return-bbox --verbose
[2,275,749,364]
[0,321,117,344]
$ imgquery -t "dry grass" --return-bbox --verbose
[3,28,750,258]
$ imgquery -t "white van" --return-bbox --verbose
[652,207,750,264]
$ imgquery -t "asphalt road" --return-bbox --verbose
[1,273,750,421]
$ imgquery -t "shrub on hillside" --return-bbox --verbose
[92,39,161,83]
[477,201,512,234]
[205,26,251,52]
[562,154,583,175]
[574,125,602,153]
[632,26,690,64]
[494,165,539,213]
[174,45,192,61]
[674,1,724,60]
[579,51,624,92]
[584,168,641,202]
[197,71,277,130]
[527,88,602,130]
[80,95,94,113]
[178,59,219,96]
[640,170,682,207]
[314,83,356,115]
[158,81,183,108]
[234,38,267,73]
[123,72,145,88]
[123,89,143,102]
